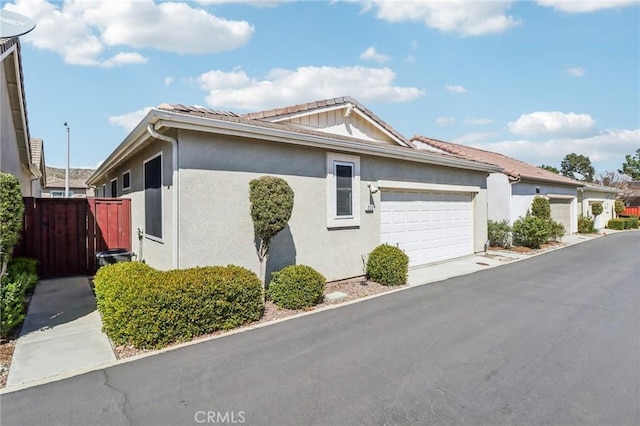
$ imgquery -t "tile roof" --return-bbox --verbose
[45,178,89,189]
[29,138,43,170]
[242,96,410,146]
[412,135,581,187]
[155,103,499,169]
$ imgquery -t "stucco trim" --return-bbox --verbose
[546,193,575,200]
[377,180,480,193]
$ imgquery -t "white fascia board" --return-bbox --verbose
[377,180,480,193]
[546,193,575,200]
[156,114,502,173]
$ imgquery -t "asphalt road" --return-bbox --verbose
[2,232,639,425]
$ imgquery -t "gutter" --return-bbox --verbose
[146,123,180,270]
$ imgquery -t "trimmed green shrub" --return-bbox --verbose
[614,200,625,217]
[607,218,627,230]
[578,216,595,234]
[249,176,294,288]
[512,216,550,249]
[531,197,551,220]
[591,202,603,217]
[94,262,264,349]
[267,265,326,310]
[0,257,39,338]
[0,172,25,279]
[620,215,640,229]
[488,220,512,248]
[546,220,565,241]
[366,244,409,286]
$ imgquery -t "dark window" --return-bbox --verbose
[102,185,106,197]
[535,187,541,194]
[336,163,353,216]
[122,171,131,190]
[111,179,118,197]
[144,155,162,239]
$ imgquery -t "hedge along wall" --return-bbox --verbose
[94,262,264,349]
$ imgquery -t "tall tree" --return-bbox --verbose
[596,170,628,188]
[539,164,559,174]
[560,153,595,182]
[619,148,640,180]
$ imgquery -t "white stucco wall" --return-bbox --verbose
[578,190,616,230]
[487,172,511,222]
[175,130,489,282]
[511,181,578,233]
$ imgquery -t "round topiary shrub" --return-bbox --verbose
[591,202,603,217]
[267,265,326,310]
[614,200,625,217]
[531,197,551,220]
[366,244,409,286]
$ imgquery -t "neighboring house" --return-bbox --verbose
[41,178,94,198]
[88,97,502,281]
[577,183,622,230]
[0,37,40,195]
[29,138,46,196]
[412,136,582,233]
[621,181,640,206]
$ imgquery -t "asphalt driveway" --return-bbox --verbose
[1,232,638,425]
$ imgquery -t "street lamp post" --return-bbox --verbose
[64,122,70,198]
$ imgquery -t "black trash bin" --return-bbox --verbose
[96,248,133,267]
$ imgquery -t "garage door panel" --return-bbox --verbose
[549,199,572,234]
[380,190,473,266]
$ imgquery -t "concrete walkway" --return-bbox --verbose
[6,277,115,387]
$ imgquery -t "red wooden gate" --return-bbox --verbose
[14,197,131,278]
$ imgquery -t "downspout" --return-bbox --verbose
[578,188,584,216]
[147,124,179,269]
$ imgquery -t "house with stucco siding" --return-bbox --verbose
[412,136,582,234]
[88,97,502,282]
[0,37,41,195]
[577,183,622,230]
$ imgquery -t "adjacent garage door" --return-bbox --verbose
[380,191,473,266]
[549,198,572,234]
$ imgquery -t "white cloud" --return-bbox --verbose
[508,111,596,137]
[436,117,455,126]
[445,84,468,94]
[101,52,148,68]
[404,55,416,64]
[455,131,497,144]
[355,1,520,36]
[473,129,640,171]
[108,107,153,132]
[537,0,638,13]
[4,0,253,66]
[164,77,174,86]
[196,66,425,110]
[196,0,288,6]
[565,66,585,77]
[359,46,390,64]
[464,118,493,125]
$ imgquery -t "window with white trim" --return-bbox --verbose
[102,184,106,197]
[110,178,118,198]
[144,153,163,240]
[122,170,131,191]
[326,152,360,228]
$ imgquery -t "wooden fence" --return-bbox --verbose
[14,197,131,278]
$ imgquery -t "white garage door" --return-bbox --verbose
[380,191,474,266]
[550,198,572,234]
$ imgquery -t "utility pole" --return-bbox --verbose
[64,122,70,198]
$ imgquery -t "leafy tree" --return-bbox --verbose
[539,164,559,174]
[249,176,294,293]
[560,153,595,182]
[614,200,625,217]
[619,149,640,180]
[596,170,628,188]
[0,173,24,280]
[531,197,551,220]
[591,202,603,217]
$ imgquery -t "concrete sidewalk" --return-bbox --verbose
[6,277,115,387]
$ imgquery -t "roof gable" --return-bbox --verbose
[412,135,581,187]
[244,96,410,147]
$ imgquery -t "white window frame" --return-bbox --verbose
[102,184,106,197]
[143,152,164,242]
[110,178,118,198]
[326,152,360,228]
[50,190,65,198]
[122,170,131,191]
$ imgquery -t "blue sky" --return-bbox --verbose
[5,0,640,175]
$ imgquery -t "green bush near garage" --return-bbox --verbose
[512,216,550,249]
[267,265,326,310]
[488,220,512,248]
[94,262,264,349]
[366,244,409,286]
[0,257,39,338]
[578,216,595,234]
[531,197,552,220]
[607,218,629,230]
